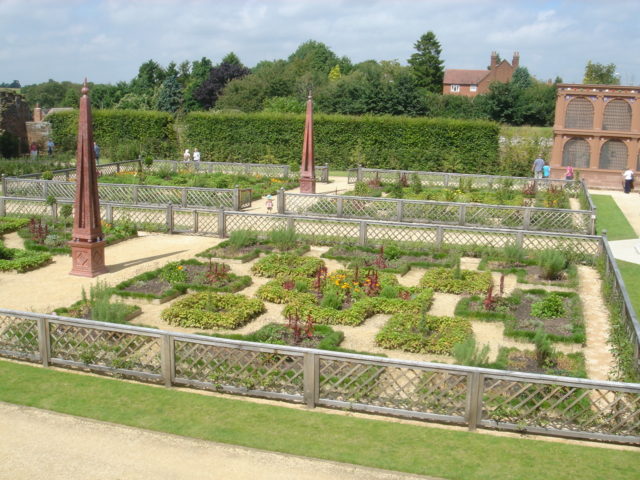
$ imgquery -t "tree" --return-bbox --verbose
[183,57,213,111]
[407,31,444,93]
[328,65,341,81]
[511,67,533,90]
[583,61,619,84]
[478,81,525,125]
[155,74,182,113]
[194,61,251,109]
[131,59,166,95]
[0,80,20,88]
[222,52,241,65]
[288,40,340,76]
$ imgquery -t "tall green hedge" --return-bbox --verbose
[48,109,178,161]
[183,112,500,173]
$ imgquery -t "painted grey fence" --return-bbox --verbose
[347,166,592,209]
[0,309,638,444]
[152,159,330,183]
[1,177,251,210]
[17,160,141,181]
[279,191,595,235]
[1,197,638,378]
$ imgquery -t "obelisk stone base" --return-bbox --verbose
[299,177,316,194]
[69,240,107,277]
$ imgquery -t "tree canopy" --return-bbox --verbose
[583,61,620,85]
[407,31,445,93]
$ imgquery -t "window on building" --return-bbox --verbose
[603,99,632,131]
[450,84,460,93]
[562,138,590,168]
[599,140,627,170]
[565,97,594,129]
[470,85,477,92]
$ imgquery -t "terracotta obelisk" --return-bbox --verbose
[299,92,316,193]
[69,79,107,277]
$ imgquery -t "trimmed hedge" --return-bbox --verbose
[183,112,500,172]
[48,109,178,160]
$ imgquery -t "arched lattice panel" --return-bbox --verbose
[565,98,594,129]
[603,99,631,131]
[599,140,628,170]
[562,138,590,167]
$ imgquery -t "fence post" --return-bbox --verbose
[166,204,174,233]
[217,210,226,238]
[181,189,188,207]
[1,174,5,196]
[132,185,139,204]
[523,208,532,230]
[277,188,285,214]
[116,163,121,174]
[337,197,344,217]
[0,198,5,217]
[358,221,367,246]
[444,173,449,188]
[287,216,295,232]
[43,181,49,200]
[590,213,596,236]
[51,202,58,222]
[37,317,50,367]
[396,200,404,222]
[357,165,363,182]
[436,226,443,249]
[161,334,174,387]
[323,163,329,183]
[303,352,319,408]
[106,204,113,224]
[233,187,240,211]
[466,372,484,431]
[65,170,70,181]
[458,205,466,226]
[515,231,524,249]
[193,210,199,234]
[283,165,290,179]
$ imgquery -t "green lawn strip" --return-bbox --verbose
[591,195,637,240]
[617,260,640,315]
[0,360,636,480]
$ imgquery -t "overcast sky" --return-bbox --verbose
[2,0,639,86]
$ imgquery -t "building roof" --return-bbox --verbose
[443,69,489,85]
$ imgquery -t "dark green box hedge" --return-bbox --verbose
[183,112,500,173]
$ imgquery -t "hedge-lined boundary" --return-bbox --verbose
[184,112,500,172]
[48,109,178,160]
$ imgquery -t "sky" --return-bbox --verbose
[1,0,639,86]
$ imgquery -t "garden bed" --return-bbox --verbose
[0,217,30,235]
[113,259,251,302]
[55,282,142,324]
[0,242,52,273]
[251,252,325,278]
[419,267,492,294]
[198,229,310,262]
[497,347,587,377]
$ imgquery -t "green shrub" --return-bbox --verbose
[379,285,399,299]
[0,217,30,235]
[534,329,556,368]
[41,171,54,180]
[251,253,323,278]
[420,268,492,294]
[353,181,374,197]
[227,229,258,249]
[320,291,343,310]
[503,244,527,265]
[453,337,491,367]
[537,249,567,280]
[89,281,135,324]
[0,241,52,272]
[530,293,565,319]
[161,292,265,329]
[268,228,298,251]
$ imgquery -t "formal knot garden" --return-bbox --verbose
[0,160,638,445]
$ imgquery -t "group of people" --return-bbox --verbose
[29,140,100,161]
[533,156,635,193]
[183,148,201,162]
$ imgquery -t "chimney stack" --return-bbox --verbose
[490,51,498,70]
[512,52,520,68]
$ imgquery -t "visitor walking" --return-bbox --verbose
[565,165,574,180]
[47,139,54,156]
[193,148,201,162]
[532,156,545,179]
[30,143,38,159]
[93,142,100,162]
[622,168,634,194]
[265,194,274,213]
[183,149,191,162]
[542,163,551,178]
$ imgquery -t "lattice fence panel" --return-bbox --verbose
[112,207,167,230]
[482,377,640,438]
[529,210,576,233]
[173,210,195,232]
[4,199,50,217]
[286,195,337,216]
[47,182,75,199]
[294,219,360,244]
[465,205,524,229]
[174,340,305,397]
[367,224,437,246]
[318,358,468,417]
[342,198,397,221]
[187,190,230,208]
[522,234,600,255]
[443,229,514,249]
[5,179,44,198]
[0,315,39,359]
[98,185,134,203]
[137,186,183,205]
[49,323,162,374]
[196,211,218,234]
[402,203,460,224]
[226,214,288,237]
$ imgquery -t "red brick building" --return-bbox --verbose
[442,52,519,97]
[549,84,640,188]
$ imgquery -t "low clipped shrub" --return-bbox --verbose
[161,292,265,329]
[251,253,324,278]
[0,243,51,272]
[531,292,565,319]
[0,217,30,235]
[420,267,492,294]
[376,313,473,354]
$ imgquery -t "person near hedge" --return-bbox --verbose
[565,165,574,180]
[265,194,273,213]
[47,139,54,156]
[532,156,545,179]
[93,142,100,162]
[193,148,201,162]
[542,163,551,178]
[183,149,190,162]
[622,168,634,194]
[30,142,38,159]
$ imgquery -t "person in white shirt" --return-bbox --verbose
[622,168,634,193]
[183,149,191,162]
[193,148,201,162]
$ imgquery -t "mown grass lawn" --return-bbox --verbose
[591,194,637,240]
[0,360,637,480]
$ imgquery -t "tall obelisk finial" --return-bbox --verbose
[299,91,316,193]
[69,78,107,277]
